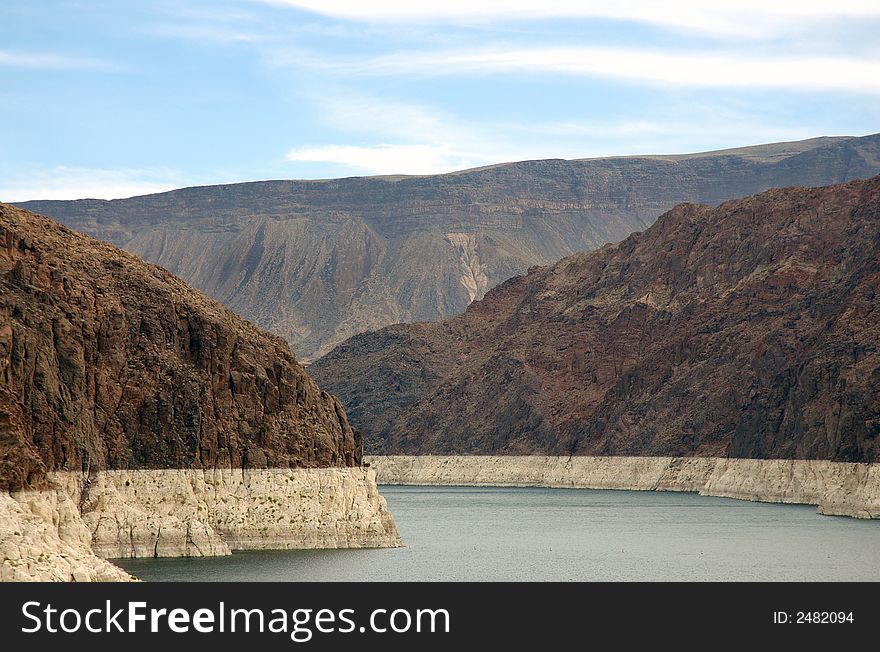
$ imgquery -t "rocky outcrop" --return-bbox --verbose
[72,468,401,558]
[19,135,880,360]
[0,203,402,581]
[314,176,880,461]
[1,486,133,582]
[446,233,489,303]
[0,202,361,494]
[2,466,400,580]
[369,456,880,519]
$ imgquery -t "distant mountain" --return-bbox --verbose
[0,203,360,492]
[310,176,880,462]
[18,133,880,360]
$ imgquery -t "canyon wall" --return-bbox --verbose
[75,467,401,557]
[2,466,400,581]
[0,202,363,494]
[20,134,880,360]
[315,176,880,460]
[369,456,880,519]
[0,203,401,581]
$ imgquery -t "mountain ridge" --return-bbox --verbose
[310,175,880,462]
[17,133,880,360]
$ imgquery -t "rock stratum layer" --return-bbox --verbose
[18,135,880,359]
[369,456,880,519]
[313,176,880,461]
[2,467,400,581]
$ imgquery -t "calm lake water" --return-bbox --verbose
[116,486,880,581]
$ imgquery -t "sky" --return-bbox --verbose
[1,1,879,201]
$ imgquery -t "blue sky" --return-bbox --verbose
[1,0,879,200]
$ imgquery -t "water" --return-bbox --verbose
[116,486,880,581]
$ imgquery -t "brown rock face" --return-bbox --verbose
[17,134,880,360]
[0,204,360,491]
[310,176,880,462]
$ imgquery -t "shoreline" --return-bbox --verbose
[367,455,880,519]
[2,467,401,582]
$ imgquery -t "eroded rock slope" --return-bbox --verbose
[313,176,880,462]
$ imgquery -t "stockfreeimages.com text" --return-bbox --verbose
[21,600,450,642]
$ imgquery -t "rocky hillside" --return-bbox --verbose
[18,134,880,360]
[0,203,360,492]
[310,176,880,462]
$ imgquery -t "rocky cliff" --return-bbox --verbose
[312,176,880,462]
[0,202,361,494]
[18,134,880,360]
[1,485,134,581]
[369,456,880,519]
[0,202,401,580]
[72,467,399,557]
[2,466,400,581]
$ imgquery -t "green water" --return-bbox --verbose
[116,486,880,581]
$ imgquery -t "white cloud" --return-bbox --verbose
[309,47,880,94]
[286,143,492,175]
[155,3,260,25]
[283,93,823,176]
[306,92,479,144]
[147,3,269,43]
[0,167,185,202]
[285,93,514,174]
[262,1,880,37]
[0,50,115,70]
[148,24,268,44]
